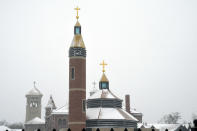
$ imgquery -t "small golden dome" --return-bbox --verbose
[100,73,109,82]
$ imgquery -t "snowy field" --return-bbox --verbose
[0,126,21,131]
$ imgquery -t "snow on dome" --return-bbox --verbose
[86,107,138,121]
[51,105,68,115]
[88,89,121,99]
[26,87,42,96]
[26,117,45,125]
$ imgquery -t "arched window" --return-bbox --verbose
[30,102,32,107]
[62,119,66,126]
[58,119,62,126]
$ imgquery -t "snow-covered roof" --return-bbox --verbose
[51,105,68,115]
[26,117,45,125]
[88,89,121,100]
[26,87,42,96]
[89,87,99,96]
[130,109,143,116]
[46,95,56,109]
[138,123,181,131]
[86,107,138,121]
[131,109,141,114]
[121,101,142,116]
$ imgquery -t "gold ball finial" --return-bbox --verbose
[74,6,80,20]
[100,60,107,73]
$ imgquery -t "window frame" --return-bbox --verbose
[82,99,86,113]
[71,67,75,80]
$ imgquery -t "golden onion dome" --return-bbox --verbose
[100,73,109,82]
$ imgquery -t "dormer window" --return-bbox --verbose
[74,26,81,35]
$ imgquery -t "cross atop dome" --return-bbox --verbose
[99,60,109,90]
[100,60,107,73]
[74,6,80,20]
[26,81,43,96]
[69,6,86,49]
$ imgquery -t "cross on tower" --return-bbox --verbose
[74,6,80,20]
[92,81,96,88]
[100,60,107,73]
[33,81,36,88]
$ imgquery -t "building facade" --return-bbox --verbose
[45,96,68,131]
[25,84,45,131]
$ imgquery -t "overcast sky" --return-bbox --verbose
[0,0,197,123]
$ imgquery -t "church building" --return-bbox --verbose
[24,7,143,131]
[68,7,141,130]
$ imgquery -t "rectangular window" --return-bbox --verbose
[82,99,86,112]
[71,67,75,80]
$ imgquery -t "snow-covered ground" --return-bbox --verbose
[138,123,192,131]
[0,125,21,131]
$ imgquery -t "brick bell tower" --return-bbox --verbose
[68,7,86,131]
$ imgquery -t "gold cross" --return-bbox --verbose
[100,60,107,73]
[74,6,80,20]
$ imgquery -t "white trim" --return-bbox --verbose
[69,88,86,92]
[68,122,86,125]
[70,57,86,60]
